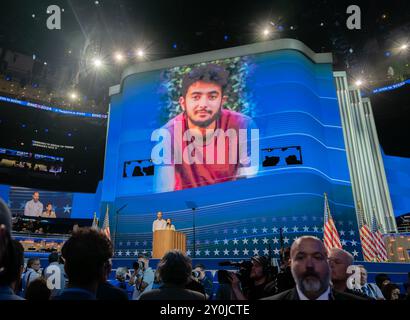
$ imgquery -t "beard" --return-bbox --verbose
[293,268,330,298]
[186,106,222,128]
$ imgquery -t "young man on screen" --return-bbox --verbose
[153,64,258,192]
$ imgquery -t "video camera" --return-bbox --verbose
[217,260,253,285]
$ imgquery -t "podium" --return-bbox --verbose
[152,230,186,259]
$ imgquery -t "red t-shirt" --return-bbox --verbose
[163,109,255,190]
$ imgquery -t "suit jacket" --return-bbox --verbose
[262,287,368,300]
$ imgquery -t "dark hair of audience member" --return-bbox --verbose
[0,226,24,288]
[157,250,192,286]
[48,252,59,264]
[25,278,51,300]
[382,283,400,300]
[61,227,113,288]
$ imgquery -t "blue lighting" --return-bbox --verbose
[223,35,229,41]
[372,79,410,94]
[384,51,391,57]
[172,43,177,49]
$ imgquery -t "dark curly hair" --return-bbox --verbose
[181,64,229,98]
[61,227,113,287]
[157,250,192,286]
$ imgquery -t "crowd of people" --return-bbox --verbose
[1,198,409,301]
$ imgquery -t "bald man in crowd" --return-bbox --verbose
[328,248,370,299]
[263,236,365,300]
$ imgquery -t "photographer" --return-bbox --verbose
[191,264,213,299]
[227,256,275,300]
[129,255,155,300]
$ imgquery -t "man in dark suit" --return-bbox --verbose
[263,236,366,300]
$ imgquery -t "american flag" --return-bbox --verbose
[102,205,111,240]
[357,201,377,262]
[323,193,342,253]
[91,212,99,230]
[371,210,388,262]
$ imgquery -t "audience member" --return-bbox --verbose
[375,273,391,291]
[25,278,51,300]
[51,227,113,300]
[355,265,385,299]
[43,252,66,297]
[22,258,42,291]
[382,283,402,300]
[263,236,366,300]
[328,248,370,299]
[139,250,205,300]
[0,199,12,231]
[97,259,128,300]
[0,225,25,300]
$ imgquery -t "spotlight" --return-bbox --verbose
[114,52,124,62]
[93,58,103,68]
[136,49,145,58]
[399,43,408,51]
[354,79,364,87]
[69,92,78,100]
[262,28,270,37]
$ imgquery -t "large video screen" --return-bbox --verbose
[0,96,107,192]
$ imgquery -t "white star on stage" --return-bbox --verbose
[273,248,280,255]
[243,248,249,256]
[351,240,357,246]
[292,216,298,221]
[233,229,238,234]
[252,238,258,244]
[253,248,259,255]
[117,251,123,256]
[195,250,201,256]
[263,248,269,255]
[338,221,344,226]
[352,250,358,257]
[205,250,210,256]
[196,240,201,245]
[142,250,147,254]
[272,227,278,233]
[125,250,130,256]
[313,226,319,232]
[252,228,257,234]
[214,239,219,245]
[349,230,355,236]
[63,205,72,213]
[293,226,299,232]
[312,216,317,221]
[134,241,139,246]
[302,216,308,221]
[283,227,288,233]
[341,239,347,246]
[214,249,220,256]
[20,202,25,209]
[143,241,147,246]
[223,249,229,256]
[223,239,229,245]
[205,240,210,245]
[233,248,239,256]
[186,250,191,256]
[242,228,248,234]
[272,237,279,244]
[223,229,228,234]
[340,230,345,236]
[233,238,239,245]
[134,250,138,256]
[126,241,131,246]
[262,237,269,244]
[119,242,123,246]
[303,226,309,232]
[262,227,268,233]
[284,237,289,244]
[242,238,249,245]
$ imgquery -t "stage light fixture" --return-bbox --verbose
[69,92,78,100]
[114,52,124,62]
[262,28,270,37]
[136,49,145,58]
[354,79,364,87]
[93,58,103,68]
[399,43,408,51]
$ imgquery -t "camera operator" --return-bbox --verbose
[266,247,295,295]
[129,254,155,300]
[228,256,275,300]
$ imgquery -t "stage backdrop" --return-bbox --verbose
[103,39,363,260]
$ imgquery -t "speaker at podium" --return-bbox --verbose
[152,230,187,258]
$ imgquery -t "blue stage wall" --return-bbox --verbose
[104,48,363,260]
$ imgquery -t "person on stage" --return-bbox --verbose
[152,211,167,232]
[42,203,57,218]
[24,191,43,217]
[165,218,175,231]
